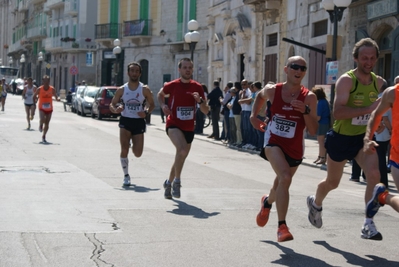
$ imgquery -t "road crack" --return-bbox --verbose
[85,233,114,267]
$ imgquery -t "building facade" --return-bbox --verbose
[2,0,399,101]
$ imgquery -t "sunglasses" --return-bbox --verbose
[289,63,307,72]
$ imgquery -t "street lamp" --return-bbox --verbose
[113,38,121,86]
[20,54,26,78]
[8,56,13,67]
[184,20,200,62]
[38,52,44,84]
[322,0,351,106]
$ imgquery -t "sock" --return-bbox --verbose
[165,180,171,185]
[120,158,129,176]
[174,177,181,183]
[312,201,322,210]
[263,197,272,208]
[278,221,286,227]
[365,218,373,224]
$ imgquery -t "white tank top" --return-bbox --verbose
[24,85,36,105]
[121,82,146,118]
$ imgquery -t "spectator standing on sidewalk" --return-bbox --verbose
[306,38,385,241]
[239,80,252,146]
[207,80,223,140]
[311,86,331,165]
[220,81,233,142]
[157,58,209,199]
[194,84,208,134]
[250,56,318,242]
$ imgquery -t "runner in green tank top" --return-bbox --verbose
[306,38,386,241]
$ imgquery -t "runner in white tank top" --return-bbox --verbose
[109,62,155,187]
[22,77,37,130]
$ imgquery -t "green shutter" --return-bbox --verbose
[140,0,149,19]
[110,0,119,38]
[177,0,184,41]
[189,0,196,20]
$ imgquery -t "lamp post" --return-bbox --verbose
[38,51,44,84]
[8,56,13,67]
[184,20,200,62]
[113,38,121,86]
[322,0,351,106]
[20,54,26,79]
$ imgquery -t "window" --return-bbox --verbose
[313,19,327,37]
[267,33,278,47]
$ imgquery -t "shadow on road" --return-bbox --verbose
[314,240,399,267]
[119,184,160,193]
[261,240,334,267]
[167,199,220,219]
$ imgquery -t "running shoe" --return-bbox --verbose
[163,180,172,199]
[27,124,30,130]
[277,224,294,242]
[307,195,323,228]
[361,220,383,240]
[172,180,181,198]
[123,175,131,187]
[39,125,43,132]
[256,195,271,227]
[366,183,386,218]
[42,136,47,143]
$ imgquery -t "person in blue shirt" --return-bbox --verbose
[311,87,331,165]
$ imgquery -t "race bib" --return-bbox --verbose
[270,116,296,138]
[176,106,194,120]
[351,114,370,125]
[42,103,51,109]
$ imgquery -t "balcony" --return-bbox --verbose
[18,0,28,12]
[45,0,65,10]
[123,19,152,45]
[61,39,97,52]
[44,37,63,52]
[64,0,78,16]
[243,0,281,11]
[31,0,46,4]
[27,26,47,40]
[95,23,122,45]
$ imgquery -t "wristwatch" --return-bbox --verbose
[199,97,204,104]
[303,105,310,115]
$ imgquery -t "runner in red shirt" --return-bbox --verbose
[250,56,318,242]
[157,58,209,199]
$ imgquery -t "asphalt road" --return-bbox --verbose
[1,94,398,267]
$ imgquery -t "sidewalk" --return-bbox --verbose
[148,111,353,175]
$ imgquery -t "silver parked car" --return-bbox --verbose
[76,86,99,116]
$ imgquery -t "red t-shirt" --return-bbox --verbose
[265,83,308,159]
[163,79,205,131]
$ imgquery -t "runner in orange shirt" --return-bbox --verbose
[33,75,60,143]
[364,83,399,216]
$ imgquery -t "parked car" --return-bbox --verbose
[72,85,86,113]
[91,86,120,120]
[76,86,99,116]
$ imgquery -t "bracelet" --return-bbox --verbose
[144,110,149,115]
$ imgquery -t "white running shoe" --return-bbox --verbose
[307,195,323,228]
[361,220,382,240]
[123,175,131,187]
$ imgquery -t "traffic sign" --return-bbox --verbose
[69,65,78,75]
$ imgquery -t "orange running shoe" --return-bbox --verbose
[256,195,271,227]
[277,224,293,242]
